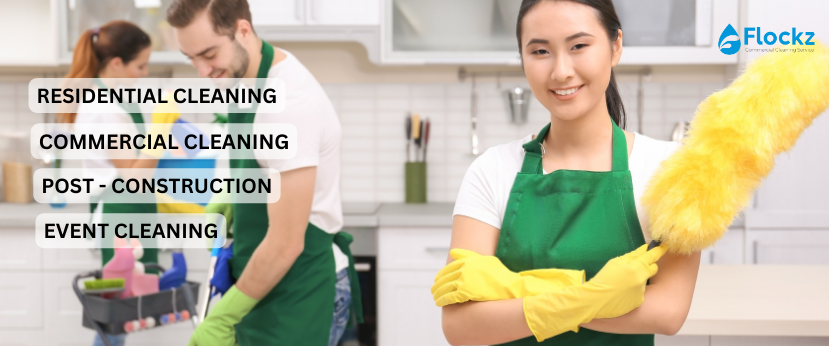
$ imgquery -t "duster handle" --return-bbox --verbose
[647,240,662,251]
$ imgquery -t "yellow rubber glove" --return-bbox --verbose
[141,94,180,158]
[523,244,667,342]
[431,249,585,307]
[187,286,258,346]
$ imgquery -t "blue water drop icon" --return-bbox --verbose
[718,24,741,55]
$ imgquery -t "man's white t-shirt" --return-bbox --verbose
[453,132,681,242]
[253,49,349,272]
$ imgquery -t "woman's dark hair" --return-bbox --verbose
[516,0,627,129]
[59,20,151,123]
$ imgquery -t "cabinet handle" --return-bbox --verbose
[308,0,316,22]
[295,0,304,21]
[425,247,450,253]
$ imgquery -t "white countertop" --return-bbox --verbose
[680,265,829,336]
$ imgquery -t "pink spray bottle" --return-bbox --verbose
[102,238,135,298]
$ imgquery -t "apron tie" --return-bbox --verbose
[333,231,365,326]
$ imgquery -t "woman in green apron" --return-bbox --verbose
[60,21,179,346]
[432,0,701,345]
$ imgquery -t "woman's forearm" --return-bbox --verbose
[580,252,701,335]
[442,299,532,346]
[580,285,679,335]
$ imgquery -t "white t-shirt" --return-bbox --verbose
[254,49,349,273]
[453,133,681,242]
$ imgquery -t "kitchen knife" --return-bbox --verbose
[405,114,412,162]
[423,119,430,162]
[412,114,421,161]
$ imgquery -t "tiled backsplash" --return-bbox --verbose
[0,80,725,203]
[323,81,725,203]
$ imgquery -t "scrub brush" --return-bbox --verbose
[643,42,829,254]
[83,278,126,295]
[84,278,125,290]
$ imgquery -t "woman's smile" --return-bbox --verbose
[550,84,584,101]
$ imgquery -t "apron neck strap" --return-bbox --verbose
[228,40,275,122]
[256,40,275,80]
[520,119,629,174]
[520,123,548,174]
[610,119,629,171]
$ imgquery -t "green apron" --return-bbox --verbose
[495,121,651,345]
[228,40,363,345]
[95,101,159,273]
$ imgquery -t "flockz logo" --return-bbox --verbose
[718,24,741,55]
[718,24,815,55]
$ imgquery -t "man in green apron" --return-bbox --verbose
[167,1,362,345]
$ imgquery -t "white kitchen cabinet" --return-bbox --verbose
[753,114,829,212]
[54,0,381,65]
[43,248,101,271]
[377,226,450,346]
[306,0,380,26]
[707,228,745,265]
[250,0,379,26]
[0,330,66,346]
[0,229,42,270]
[377,227,451,270]
[251,0,382,63]
[249,0,306,26]
[43,271,86,332]
[378,270,448,346]
[0,272,43,329]
[0,0,58,66]
[615,0,739,65]
[57,0,188,65]
[381,0,738,65]
[746,230,829,265]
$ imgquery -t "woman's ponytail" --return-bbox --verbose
[58,21,150,124]
[57,29,99,124]
[605,70,626,129]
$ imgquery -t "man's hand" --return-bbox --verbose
[187,286,258,346]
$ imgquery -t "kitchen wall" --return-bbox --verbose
[0,76,726,203]
[324,79,726,203]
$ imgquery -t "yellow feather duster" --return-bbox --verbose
[643,42,829,254]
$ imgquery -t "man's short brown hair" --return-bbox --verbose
[167,0,253,37]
